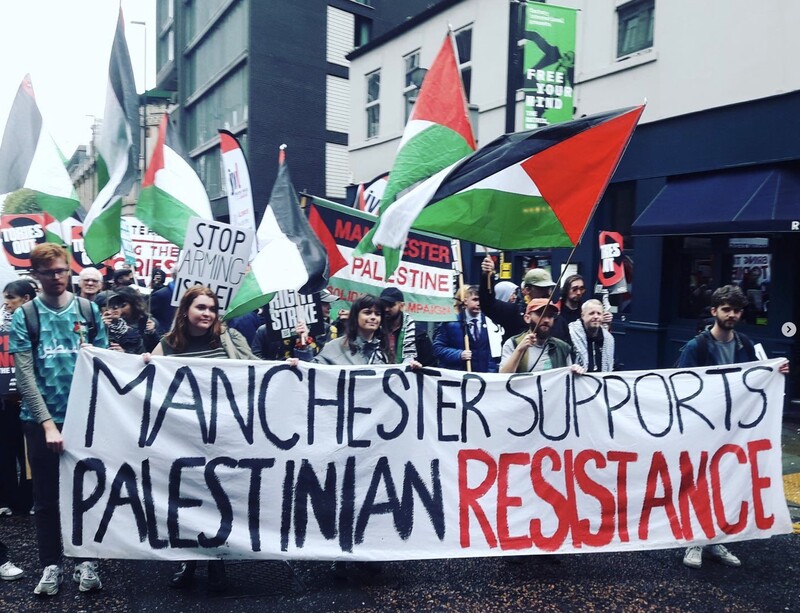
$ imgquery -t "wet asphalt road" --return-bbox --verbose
[1,426,800,612]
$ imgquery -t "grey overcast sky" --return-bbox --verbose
[0,0,157,157]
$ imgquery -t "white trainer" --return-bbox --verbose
[73,561,103,592]
[33,565,62,596]
[706,544,741,567]
[0,561,23,581]
[683,546,703,568]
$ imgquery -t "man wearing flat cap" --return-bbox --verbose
[500,298,573,373]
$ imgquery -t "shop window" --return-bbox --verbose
[677,236,770,326]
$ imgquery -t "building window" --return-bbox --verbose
[354,15,372,47]
[455,26,472,101]
[403,50,420,123]
[617,0,654,57]
[366,70,380,139]
[676,236,771,326]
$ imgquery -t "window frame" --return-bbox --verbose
[403,50,421,123]
[616,0,655,58]
[365,69,381,139]
[454,25,473,101]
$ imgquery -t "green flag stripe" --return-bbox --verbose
[34,192,81,222]
[413,190,572,250]
[83,199,123,263]
[223,271,273,320]
[136,185,200,248]
[381,124,474,208]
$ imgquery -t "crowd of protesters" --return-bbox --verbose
[0,243,791,598]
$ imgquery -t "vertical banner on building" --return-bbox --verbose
[522,3,577,129]
[219,130,257,262]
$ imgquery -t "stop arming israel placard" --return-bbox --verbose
[61,349,791,561]
[171,218,254,311]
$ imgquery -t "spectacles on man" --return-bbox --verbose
[35,268,70,278]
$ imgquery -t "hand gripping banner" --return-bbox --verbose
[61,348,791,561]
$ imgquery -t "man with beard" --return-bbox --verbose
[678,284,789,569]
[499,298,572,373]
[568,299,615,372]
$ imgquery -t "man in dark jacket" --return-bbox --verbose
[433,286,499,372]
[678,284,789,569]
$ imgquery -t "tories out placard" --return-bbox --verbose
[61,349,791,561]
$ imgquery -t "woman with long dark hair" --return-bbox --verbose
[293,294,390,365]
[146,286,256,591]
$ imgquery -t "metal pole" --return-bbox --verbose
[131,20,147,180]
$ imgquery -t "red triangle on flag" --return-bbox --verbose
[522,106,644,244]
[409,33,475,150]
[308,204,347,277]
[143,115,167,187]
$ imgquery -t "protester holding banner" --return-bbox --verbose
[0,279,37,517]
[678,284,789,569]
[145,285,256,592]
[433,286,500,373]
[568,299,615,372]
[500,299,574,374]
[293,294,391,367]
[9,243,108,596]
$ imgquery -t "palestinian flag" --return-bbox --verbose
[136,114,212,246]
[0,74,80,220]
[355,30,475,275]
[223,150,334,320]
[373,106,645,255]
[82,8,140,263]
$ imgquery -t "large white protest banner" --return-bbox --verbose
[61,349,791,561]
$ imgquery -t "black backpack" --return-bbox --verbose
[21,297,99,350]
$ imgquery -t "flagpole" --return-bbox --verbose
[452,240,472,373]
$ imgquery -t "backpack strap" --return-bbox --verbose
[694,332,709,366]
[21,300,40,350]
[75,297,98,344]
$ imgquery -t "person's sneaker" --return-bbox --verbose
[0,507,11,516]
[683,546,703,568]
[73,561,102,592]
[706,544,741,567]
[0,561,23,581]
[33,565,62,596]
